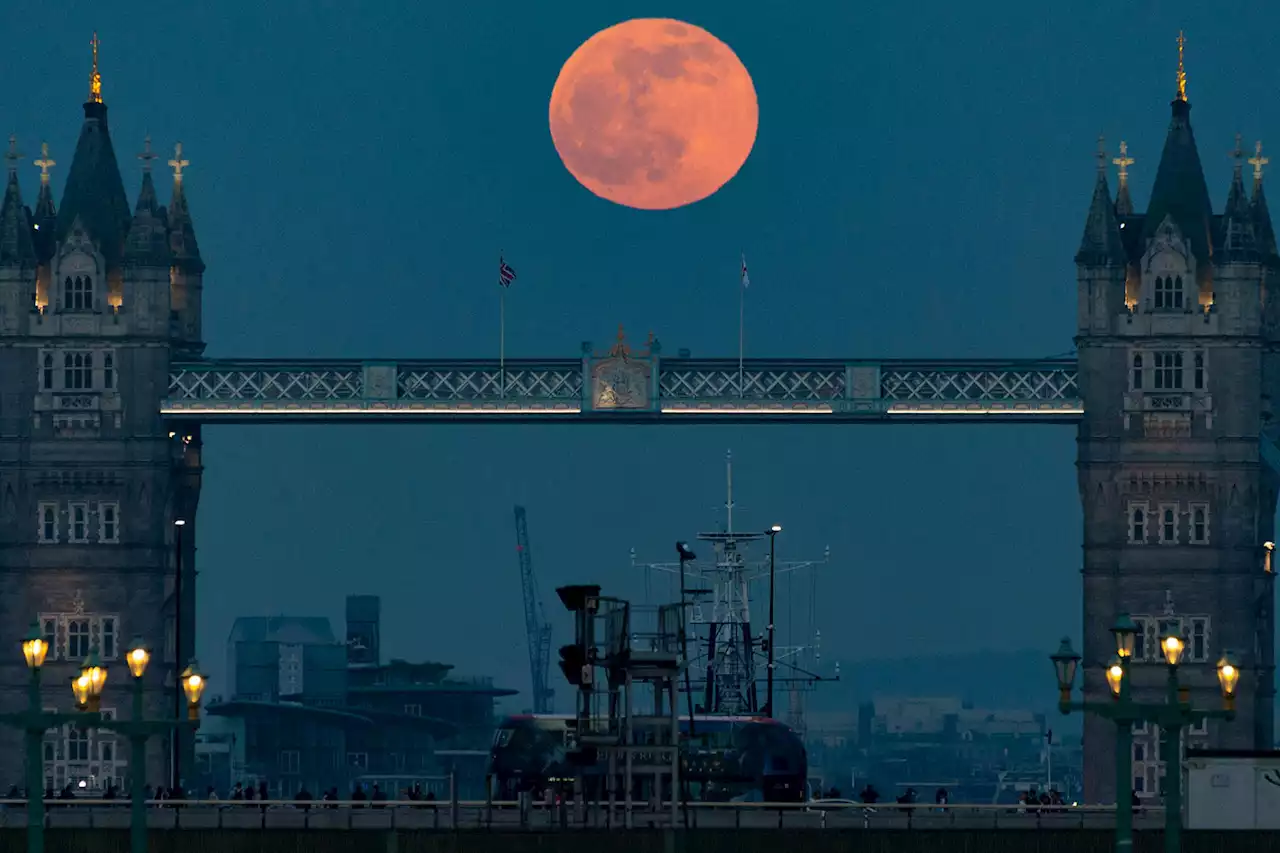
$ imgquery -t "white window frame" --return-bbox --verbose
[1153,351,1185,390]
[68,502,89,543]
[37,347,118,393]
[38,502,59,544]
[38,613,121,662]
[1189,503,1209,544]
[1189,718,1208,736]
[98,502,119,544]
[1154,274,1185,311]
[1128,502,1150,545]
[1188,616,1210,663]
[66,618,91,660]
[1158,503,1179,545]
[1131,618,1151,662]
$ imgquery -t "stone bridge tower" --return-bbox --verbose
[0,45,204,790]
[1075,43,1279,802]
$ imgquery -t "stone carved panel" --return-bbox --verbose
[591,358,651,410]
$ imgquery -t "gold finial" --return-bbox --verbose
[1096,135,1107,174]
[1113,140,1134,187]
[88,32,103,104]
[1176,31,1187,102]
[168,142,189,182]
[1250,141,1269,185]
[33,142,54,184]
[138,135,157,172]
[4,135,22,175]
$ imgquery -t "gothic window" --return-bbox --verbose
[1158,504,1179,544]
[41,619,55,652]
[67,620,90,659]
[1194,351,1205,390]
[1128,503,1148,544]
[37,502,58,544]
[63,275,93,312]
[1153,352,1184,390]
[1188,617,1209,663]
[41,353,54,390]
[101,617,116,659]
[1132,354,1143,390]
[1189,503,1209,544]
[99,502,120,544]
[66,726,90,761]
[103,352,115,390]
[63,352,93,390]
[1154,275,1184,310]
[1131,617,1150,661]
[69,503,89,543]
[1189,717,1208,736]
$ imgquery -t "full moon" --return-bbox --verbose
[549,18,758,210]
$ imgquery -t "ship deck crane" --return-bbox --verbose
[514,506,554,713]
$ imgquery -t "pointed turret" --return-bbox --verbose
[1221,134,1257,258]
[1142,34,1214,265]
[0,137,36,268]
[1250,141,1277,258]
[31,142,57,264]
[55,35,132,268]
[123,137,172,266]
[166,142,204,273]
[1113,141,1135,216]
[1076,138,1126,265]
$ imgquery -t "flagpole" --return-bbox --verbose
[738,253,745,396]
[499,251,506,398]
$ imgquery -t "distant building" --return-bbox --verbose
[806,696,1071,803]
[205,595,514,797]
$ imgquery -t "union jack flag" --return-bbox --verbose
[741,253,750,289]
[499,257,517,288]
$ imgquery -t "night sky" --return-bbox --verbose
[5,0,1279,706]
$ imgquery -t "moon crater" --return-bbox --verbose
[550,18,759,210]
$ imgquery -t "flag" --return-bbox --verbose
[499,257,517,288]
[740,253,750,289]
[1046,729,1053,745]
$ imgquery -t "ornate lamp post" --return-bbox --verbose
[84,642,208,853]
[0,623,208,853]
[1052,615,1238,853]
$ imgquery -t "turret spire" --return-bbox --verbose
[1077,138,1125,266]
[0,136,35,266]
[138,135,157,172]
[168,142,189,183]
[1222,133,1256,256]
[1113,140,1135,215]
[1176,31,1187,103]
[124,137,171,266]
[1250,141,1269,190]
[4,136,21,176]
[166,141,203,271]
[33,143,54,186]
[88,32,102,105]
[1095,135,1107,175]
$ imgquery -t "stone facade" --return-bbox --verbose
[0,87,203,791]
[1075,91,1279,801]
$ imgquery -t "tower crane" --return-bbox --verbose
[513,506,554,713]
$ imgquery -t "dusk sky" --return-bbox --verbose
[6,0,1279,707]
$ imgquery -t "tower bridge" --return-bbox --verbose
[0,41,1276,805]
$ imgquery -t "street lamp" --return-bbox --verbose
[1051,615,1237,853]
[765,524,782,717]
[1265,541,1275,574]
[172,516,187,792]
[78,649,107,714]
[181,661,207,720]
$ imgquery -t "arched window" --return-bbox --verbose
[103,352,114,390]
[1130,506,1147,543]
[63,352,93,390]
[63,276,73,309]
[1154,274,1185,310]
[41,353,53,391]
[1132,353,1143,390]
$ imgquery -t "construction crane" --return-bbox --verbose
[514,506,554,713]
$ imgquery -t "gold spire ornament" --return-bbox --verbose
[1250,141,1269,185]
[33,142,54,185]
[168,142,189,182]
[1175,31,1187,102]
[1113,140,1134,188]
[88,32,102,104]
